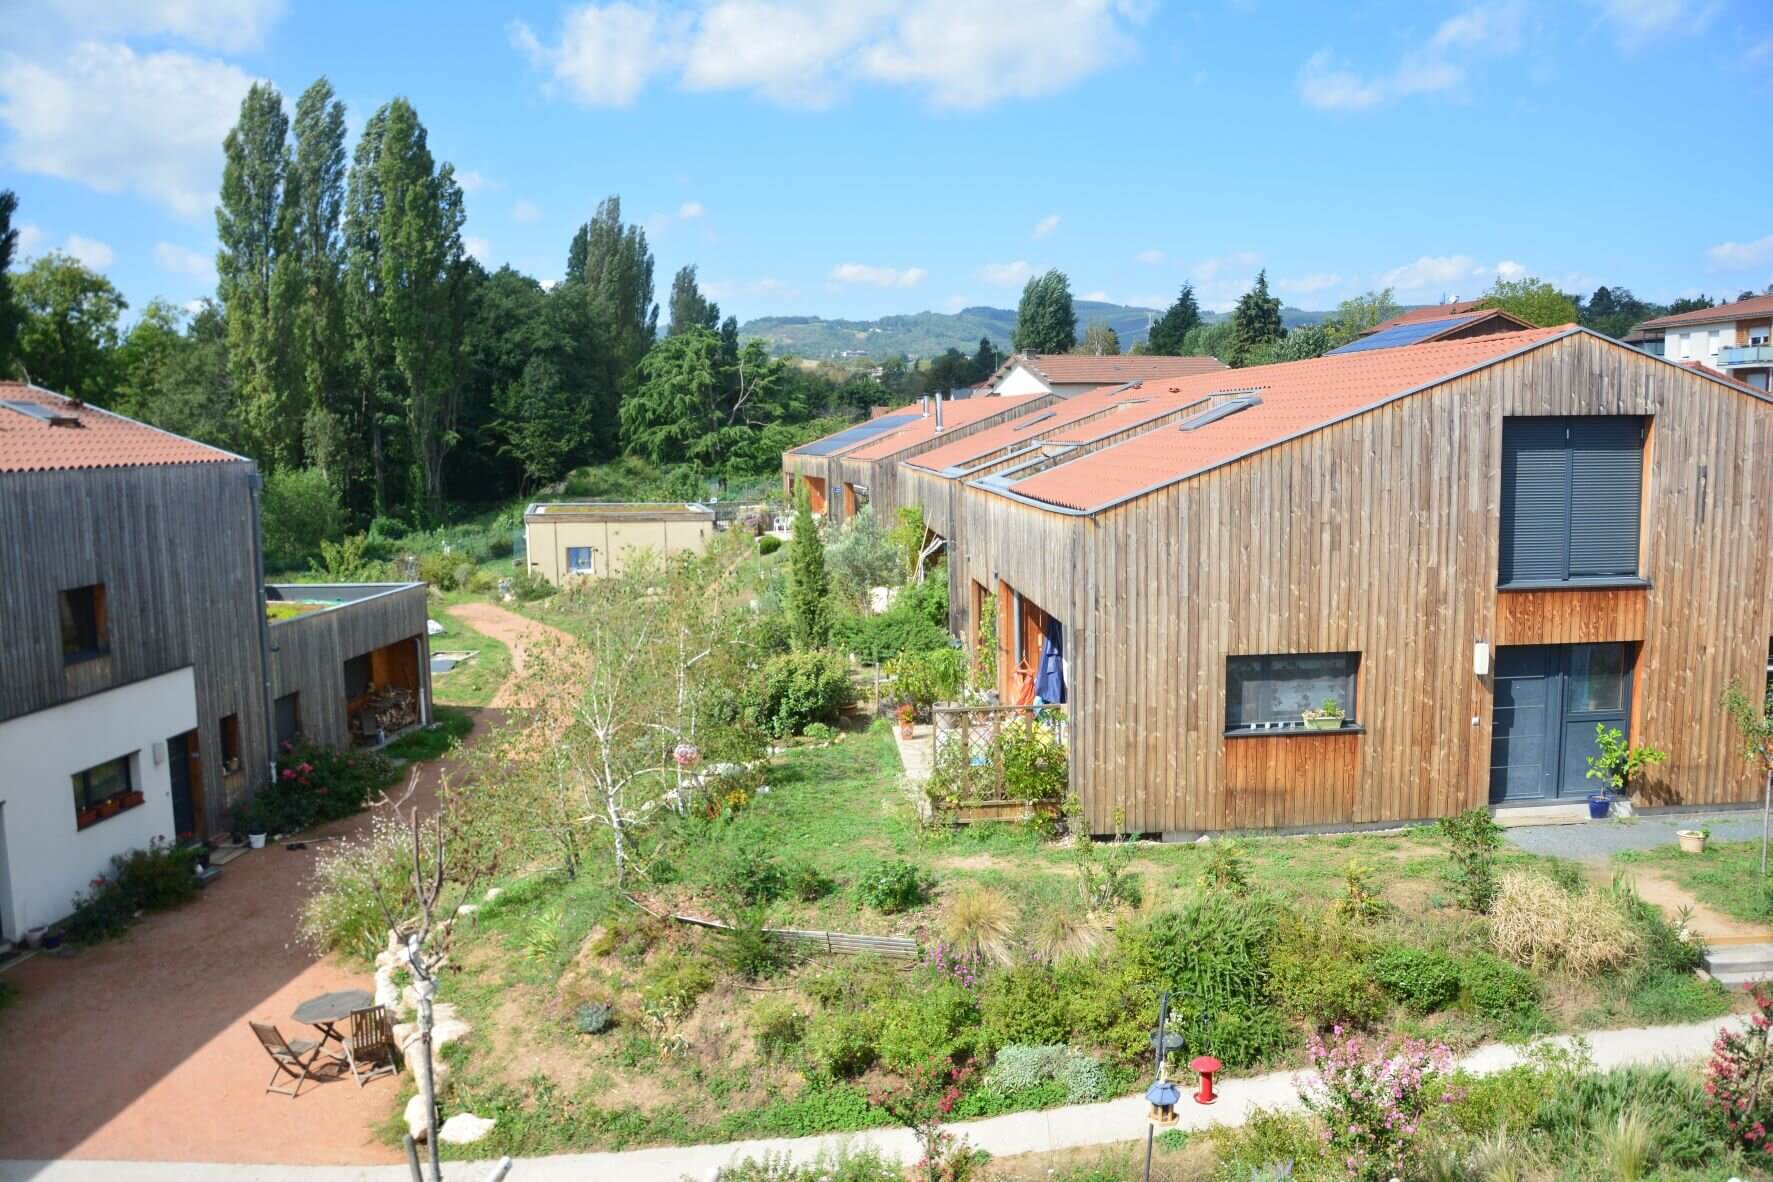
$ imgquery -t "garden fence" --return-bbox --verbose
[930,703,1068,803]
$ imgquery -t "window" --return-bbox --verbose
[72,755,138,829]
[566,546,594,574]
[1226,652,1359,733]
[274,692,302,747]
[59,583,108,664]
[1499,417,1644,586]
[220,713,241,774]
[343,653,371,699]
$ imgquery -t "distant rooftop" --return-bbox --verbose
[524,501,715,521]
[1637,292,1773,331]
[992,352,1228,386]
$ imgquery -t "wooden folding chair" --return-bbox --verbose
[341,1005,400,1086]
[250,1021,324,1099]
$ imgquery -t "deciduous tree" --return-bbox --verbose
[667,264,719,336]
[1479,277,1577,328]
[14,252,126,401]
[1078,321,1120,355]
[0,189,21,375]
[1012,269,1076,354]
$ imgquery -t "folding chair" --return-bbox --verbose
[250,1020,325,1099]
[341,1005,400,1086]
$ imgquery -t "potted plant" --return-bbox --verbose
[1302,698,1345,731]
[897,702,917,739]
[1677,826,1710,854]
[1584,724,1667,816]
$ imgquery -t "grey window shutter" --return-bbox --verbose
[1500,418,1570,583]
[1568,417,1643,578]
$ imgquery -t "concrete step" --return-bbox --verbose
[1704,943,1773,978]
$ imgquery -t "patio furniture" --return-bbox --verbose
[291,987,375,1058]
[341,1004,400,1086]
[249,1021,325,1099]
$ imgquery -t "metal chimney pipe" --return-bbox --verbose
[920,395,929,417]
[935,390,945,432]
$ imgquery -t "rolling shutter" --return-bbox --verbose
[1499,418,1571,584]
[1568,417,1643,578]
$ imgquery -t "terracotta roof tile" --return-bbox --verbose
[1003,327,1571,513]
[1637,293,1773,330]
[1007,353,1228,384]
[0,383,243,473]
[907,379,1208,471]
[1367,300,1491,334]
[840,396,1018,461]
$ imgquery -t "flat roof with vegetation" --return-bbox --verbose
[523,501,715,522]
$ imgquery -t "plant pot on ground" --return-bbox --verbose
[1587,792,1612,820]
[897,703,917,738]
[1677,828,1709,854]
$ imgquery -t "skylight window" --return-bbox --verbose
[1179,395,1262,432]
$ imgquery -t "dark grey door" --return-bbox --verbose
[168,730,196,837]
[1489,643,1631,803]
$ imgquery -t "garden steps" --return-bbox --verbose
[1703,942,1773,987]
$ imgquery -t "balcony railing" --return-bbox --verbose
[1720,344,1773,368]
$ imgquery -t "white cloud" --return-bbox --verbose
[828,262,926,288]
[978,260,1035,286]
[1080,290,1109,302]
[1299,1,1523,112]
[464,236,492,264]
[539,278,559,292]
[1135,248,1167,265]
[21,0,286,53]
[512,199,543,222]
[1031,214,1061,240]
[181,297,206,315]
[153,240,212,278]
[1707,234,1773,271]
[514,0,1148,109]
[1588,0,1717,51]
[455,170,501,194]
[1378,255,1482,291]
[13,222,44,260]
[0,41,258,217]
[64,234,115,270]
[1274,272,1344,297]
[677,200,705,220]
[1495,259,1526,280]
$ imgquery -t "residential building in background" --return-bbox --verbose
[1631,293,1773,390]
[978,352,1227,398]
[522,501,717,585]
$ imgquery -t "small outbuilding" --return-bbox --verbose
[522,501,716,585]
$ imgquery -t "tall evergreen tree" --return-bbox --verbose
[969,334,998,382]
[1011,268,1076,354]
[280,78,350,486]
[666,264,719,336]
[216,82,299,466]
[1146,282,1201,355]
[786,488,831,650]
[0,189,20,377]
[1229,269,1284,366]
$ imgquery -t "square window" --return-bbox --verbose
[566,546,595,574]
[59,583,108,664]
[72,754,138,829]
[1226,652,1358,732]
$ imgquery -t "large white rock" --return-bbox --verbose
[405,1094,434,1141]
[438,1113,496,1145]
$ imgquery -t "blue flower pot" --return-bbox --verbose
[1587,793,1612,820]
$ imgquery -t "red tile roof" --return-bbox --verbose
[1366,300,1491,334]
[840,396,1018,461]
[907,379,1211,471]
[0,383,243,473]
[1002,353,1228,385]
[1004,327,1572,513]
[1678,360,1765,395]
[1637,293,1773,330]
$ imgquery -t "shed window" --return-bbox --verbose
[1500,416,1644,586]
[566,546,594,574]
[220,713,241,773]
[274,692,302,747]
[1226,652,1358,732]
[59,583,108,664]
[73,755,137,829]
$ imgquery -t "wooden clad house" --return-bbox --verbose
[893,328,1773,836]
[0,383,430,938]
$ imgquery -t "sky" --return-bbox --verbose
[4,0,1771,328]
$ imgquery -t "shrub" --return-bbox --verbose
[712,1145,904,1182]
[1029,909,1104,965]
[714,838,788,905]
[715,908,793,979]
[926,715,1068,808]
[1125,895,1278,1063]
[640,954,716,1019]
[831,571,951,663]
[1297,1028,1456,1182]
[979,965,1069,1050]
[1269,917,1386,1029]
[261,466,342,569]
[417,549,463,591]
[1490,871,1640,975]
[233,738,397,838]
[575,1002,614,1035]
[986,1044,1107,1102]
[885,646,966,711]
[752,998,807,1060]
[1371,946,1462,1014]
[781,858,833,902]
[749,650,853,738]
[1057,952,1157,1063]
[804,1009,882,1078]
[1437,807,1503,912]
[876,978,980,1072]
[801,721,837,742]
[1612,873,1705,975]
[1197,839,1252,895]
[1459,951,1541,1024]
[295,813,419,960]
[1337,859,1390,923]
[757,535,782,556]
[855,859,933,914]
[1704,986,1773,1157]
[938,885,1016,965]
[65,837,200,942]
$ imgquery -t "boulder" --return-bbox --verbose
[404,1094,434,1142]
[438,1113,496,1145]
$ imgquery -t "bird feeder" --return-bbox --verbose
[1189,1054,1223,1106]
[1145,1073,1181,1127]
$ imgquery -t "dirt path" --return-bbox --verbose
[0,710,500,1165]
[1589,863,1773,947]
[446,601,575,708]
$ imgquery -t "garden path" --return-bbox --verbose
[444,602,574,709]
[0,1015,1735,1182]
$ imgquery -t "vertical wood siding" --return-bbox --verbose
[269,586,433,751]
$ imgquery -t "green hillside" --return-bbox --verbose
[740,300,1328,360]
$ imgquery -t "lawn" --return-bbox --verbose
[413,722,1736,1160]
[1616,838,1773,923]
[429,604,513,708]
[381,705,475,763]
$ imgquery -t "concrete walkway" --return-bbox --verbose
[0,1016,1734,1182]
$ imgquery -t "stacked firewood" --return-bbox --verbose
[368,686,419,733]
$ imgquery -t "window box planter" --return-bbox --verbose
[945,798,1063,825]
[1303,716,1344,731]
[120,790,145,808]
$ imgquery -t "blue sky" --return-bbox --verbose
[4,0,1771,327]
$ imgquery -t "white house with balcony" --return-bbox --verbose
[1632,293,1773,390]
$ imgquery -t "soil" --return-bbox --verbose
[445,601,574,708]
[0,708,498,1164]
[1587,863,1773,947]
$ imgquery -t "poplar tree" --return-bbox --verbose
[565,195,658,451]
[0,189,20,374]
[1011,269,1076,354]
[280,78,350,488]
[667,264,719,336]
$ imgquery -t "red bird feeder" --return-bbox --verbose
[1189,1054,1222,1105]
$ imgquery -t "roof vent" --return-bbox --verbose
[1179,394,1262,432]
[1,399,82,427]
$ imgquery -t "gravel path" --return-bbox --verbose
[1504,807,1767,861]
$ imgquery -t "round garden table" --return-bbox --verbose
[291,988,374,1058]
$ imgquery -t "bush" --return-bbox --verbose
[885,646,966,711]
[640,954,716,1019]
[1298,1028,1454,1182]
[575,1002,614,1035]
[1198,839,1252,895]
[801,721,837,742]
[417,549,463,591]
[1057,952,1157,1063]
[804,1009,882,1078]
[1125,894,1279,1064]
[757,535,782,556]
[65,837,200,942]
[749,650,853,738]
[781,858,833,902]
[831,570,951,663]
[1371,945,1462,1014]
[1438,807,1503,912]
[1706,988,1773,1156]
[231,738,397,838]
[980,964,1070,1050]
[986,1044,1107,1102]
[752,998,807,1060]
[714,838,789,905]
[296,813,417,959]
[261,466,342,570]
[875,978,980,1072]
[855,859,934,914]
[714,908,793,979]
[1269,917,1386,1029]
[938,885,1016,965]
[1460,951,1541,1024]
[710,1145,903,1182]
[1490,871,1640,975]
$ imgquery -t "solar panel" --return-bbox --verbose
[1179,395,1262,431]
[1,399,79,425]
[792,413,921,456]
[1327,314,1480,355]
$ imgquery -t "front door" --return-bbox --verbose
[168,730,198,838]
[1489,643,1632,803]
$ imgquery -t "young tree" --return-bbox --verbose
[1229,269,1284,366]
[1722,681,1773,875]
[787,490,831,650]
[0,189,21,375]
[1145,282,1201,355]
[826,506,902,605]
[1479,276,1577,327]
[666,263,719,336]
[13,252,127,401]
[1012,268,1076,354]
[969,334,998,383]
[1077,321,1120,355]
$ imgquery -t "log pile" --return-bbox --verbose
[366,685,419,734]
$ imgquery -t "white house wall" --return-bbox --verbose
[993,366,1054,396]
[0,666,195,937]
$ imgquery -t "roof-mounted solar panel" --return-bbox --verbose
[1011,412,1056,432]
[1179,395,1261,431]
[791,413,920,456]
[1327,314,1481,355]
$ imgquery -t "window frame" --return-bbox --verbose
[1498,415,1646,589]
[1224,651,1360,736]
[220,712,242,775]
[565,546,595,574]
[72,754,140,830]
[58,583,109,665]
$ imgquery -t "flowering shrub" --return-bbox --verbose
[1705,986,1773,1157]
[1297,1026,1456,1182]
[231,738,396,837]
[926,714,1068,809]
[868,1061,984,1182]
[923,941,987,989]
[65,836,201,943]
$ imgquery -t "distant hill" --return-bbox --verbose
[740,300,1329,360]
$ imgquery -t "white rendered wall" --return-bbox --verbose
[0,666,195,937]
[993,365,1054,397]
